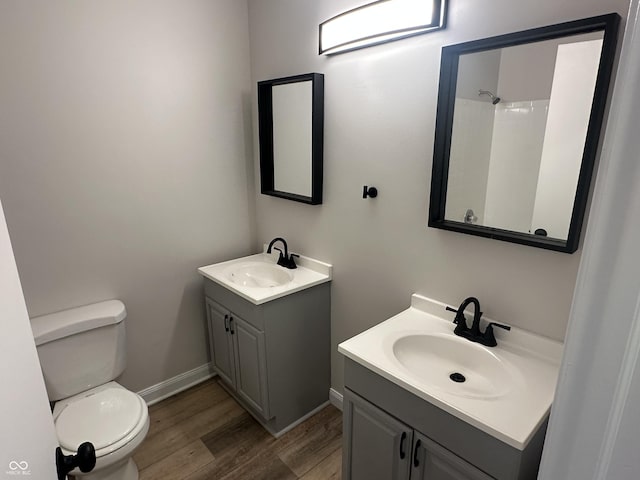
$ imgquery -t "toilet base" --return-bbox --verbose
[71,458,138,480]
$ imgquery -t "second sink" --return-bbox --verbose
[225,261,293,288]
[338,293,563,450]
[392,333,512,399]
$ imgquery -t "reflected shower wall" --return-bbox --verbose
[446,99,549,232]
[445,36,603,237]
[445,98,495,223]
[484,100,549,233]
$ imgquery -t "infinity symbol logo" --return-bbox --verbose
[8,461,29,471]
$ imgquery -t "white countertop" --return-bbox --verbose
[197,251,332,305]
[338,294,563,450]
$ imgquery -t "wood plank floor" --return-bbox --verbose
[134,379,343,480]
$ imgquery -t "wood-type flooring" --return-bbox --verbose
[133,379,343,480]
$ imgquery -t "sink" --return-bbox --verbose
[338,294,562,449]
[198,252,332,305]
[225,262,293,288]
[392,333,511,399]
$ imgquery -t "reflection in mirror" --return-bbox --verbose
[272,81,313,196]
[447,33,603,239]
[258,73,324,205]
[429,14,620,253]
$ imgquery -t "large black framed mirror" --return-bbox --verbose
[258,73,324,205]
[429,14,620,253]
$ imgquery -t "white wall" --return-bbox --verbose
[446,44,502,224]
[445,99,494,223]
[0,0,255,392]
[539,1,640,476]
[455,49,501,100]
[483,99,549,233]
[496,41,556,102]
[0,199,58,479]
[496,32,602,103]
[248,0,629,392]
[531,39,604,239]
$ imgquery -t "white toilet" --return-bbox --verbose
[31,300,149,480]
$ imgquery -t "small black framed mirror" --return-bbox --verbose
[258,73,324,205]
[429,14,620,253]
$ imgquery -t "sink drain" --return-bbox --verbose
[449,372,466,383]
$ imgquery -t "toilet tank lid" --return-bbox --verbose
[31,300,127,346]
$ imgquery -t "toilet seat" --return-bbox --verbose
[55,384,148,458]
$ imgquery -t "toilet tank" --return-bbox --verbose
[31,300,128,401]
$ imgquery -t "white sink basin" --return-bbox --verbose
[225,262,293,288]
[198,252,332,305]
[392,333,511,399]
[338,294,562,450]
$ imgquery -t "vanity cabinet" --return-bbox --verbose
[203,277,330,436]
[344,389,492,480]
[343,359,548,480]
[344,388,410,480]
[205,298,269,418]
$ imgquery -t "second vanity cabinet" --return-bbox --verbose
[339,294,561,480]
[342,359,548,480]
[203,276,331,436]
[344,388,491,480]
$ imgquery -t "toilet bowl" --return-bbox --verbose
[31,300,149,480]
[53,383,149,480]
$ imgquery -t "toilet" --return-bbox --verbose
[31,300,149,480]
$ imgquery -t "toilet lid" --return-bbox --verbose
[55,387,143,451]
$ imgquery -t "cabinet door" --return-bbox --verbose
[343,389,412,480]
[205,297,236,386]
[410,432,494,480]
[230,315,271,419]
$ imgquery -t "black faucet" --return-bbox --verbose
[445,297,511,347]
[266,237,299,269]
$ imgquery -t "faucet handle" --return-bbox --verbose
[273,248,298,269]
[482,322,511,347]
[446,306,468,333]
[488,322,511,331]
[272,247,287,265]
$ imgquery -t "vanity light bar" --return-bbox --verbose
[319,0,447,55]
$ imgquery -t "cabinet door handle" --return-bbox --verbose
[413,439,421,468]
[229,317,235,335]
[399,432,407,459]
[224,314,229,332]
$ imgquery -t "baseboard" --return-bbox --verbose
[271,400,331,438]
[137,363,216,406]
[329,387,343,411]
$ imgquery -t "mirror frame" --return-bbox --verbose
[429,14,620,253]
[258,73,325,205]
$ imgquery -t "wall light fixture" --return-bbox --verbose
[319,0,447,55]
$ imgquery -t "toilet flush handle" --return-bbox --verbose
[56,442,96,480]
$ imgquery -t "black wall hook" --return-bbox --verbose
[363,186,378,198]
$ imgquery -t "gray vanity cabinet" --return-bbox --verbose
[343,359,547,480]
[205,297,269,418]
[344,389,492,480]
[203,278,331,436]
[205,298,235,386]
[232,315,269,416]
[412,433,493,480]
[343,388,412,480]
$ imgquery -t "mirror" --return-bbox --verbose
[258,73,324,205]
[429,14,620,253]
